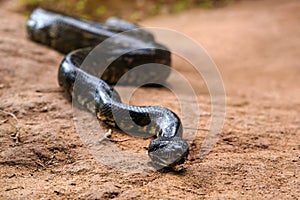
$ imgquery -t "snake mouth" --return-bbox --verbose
[148,136,189,169]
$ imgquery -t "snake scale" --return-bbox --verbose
[26,8,189,169]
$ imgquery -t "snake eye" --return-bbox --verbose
[148,141,167,152]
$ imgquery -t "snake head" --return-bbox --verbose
[148,136,189,169]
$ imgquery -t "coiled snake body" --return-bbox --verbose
[27,8,189,169]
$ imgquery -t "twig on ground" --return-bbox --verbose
[35,88,63,93]
[98,129,130,143]
[0,109,20,144]
[0,119,8,124]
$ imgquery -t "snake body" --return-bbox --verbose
[27,8,189,169]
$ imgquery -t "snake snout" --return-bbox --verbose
[26,19,36,30]
[148,136,189,169]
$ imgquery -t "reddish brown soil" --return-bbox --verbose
[0,0,299,199]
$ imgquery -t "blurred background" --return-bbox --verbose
[19,0,237,22]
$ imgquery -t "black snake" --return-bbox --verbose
[26,8,189,169]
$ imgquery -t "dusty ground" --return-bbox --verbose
[0,0,299,199]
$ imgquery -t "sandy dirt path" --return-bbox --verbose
[0,0,299,199]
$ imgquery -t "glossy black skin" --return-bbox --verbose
[27,8,189,169]
[59,51,189,168]
[27,8,171,85]
[26,8,155,54]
